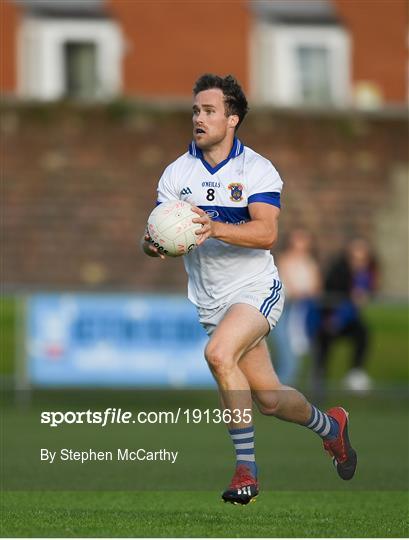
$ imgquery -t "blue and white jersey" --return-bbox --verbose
[156,138,283,309]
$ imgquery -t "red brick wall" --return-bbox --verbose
[107,0,251,97]
[335,0,408,103]
[1,0,407,105]
[2,104,407,294]
[108,0,408,104]
[0,0,19,94]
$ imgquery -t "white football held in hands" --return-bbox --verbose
[147,200,202,257]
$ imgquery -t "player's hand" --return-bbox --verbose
[191,206,213,246]
[142,231,166,259]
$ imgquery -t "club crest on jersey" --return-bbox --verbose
[228,183,244,202]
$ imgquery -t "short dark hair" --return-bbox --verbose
[193,74,249,129]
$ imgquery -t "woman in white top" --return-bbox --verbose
[273,229,321,385]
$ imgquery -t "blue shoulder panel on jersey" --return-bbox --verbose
[248,192,281,208]
[198,205,250,224]
[189,138,244,175]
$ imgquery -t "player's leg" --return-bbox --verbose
[203,303,269,504]
[238,339,311,423]
[204,302,269,418]
[238,339,357,481]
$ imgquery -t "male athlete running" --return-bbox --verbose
[142,74,357,505]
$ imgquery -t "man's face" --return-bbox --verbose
[192,89,237,150]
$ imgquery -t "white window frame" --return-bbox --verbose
[17,16,123,101]
[251,21,351,108]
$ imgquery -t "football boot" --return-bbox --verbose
[324,407,357,480]
[222,464,259,505]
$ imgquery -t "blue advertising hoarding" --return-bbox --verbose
[26,294,214,387]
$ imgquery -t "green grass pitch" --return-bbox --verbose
[2,390,408,537]
[1,299,408,537]
[2,490,408,537]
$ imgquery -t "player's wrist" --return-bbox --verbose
[211,221,222,239]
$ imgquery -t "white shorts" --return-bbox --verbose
[197,279,285,336]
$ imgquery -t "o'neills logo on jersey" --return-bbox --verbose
[228,183,244,202]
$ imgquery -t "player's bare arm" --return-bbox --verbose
[192,203,279,249]
[141,74,357,506]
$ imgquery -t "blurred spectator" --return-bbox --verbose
[313,238,379,394]
[272,229,322,385]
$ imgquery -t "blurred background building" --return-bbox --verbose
[1,0,408,388]
[1,0,407,107]
[1,0,407,295]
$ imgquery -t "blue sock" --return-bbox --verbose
[229,425,257,478]
[305,405,339,440]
